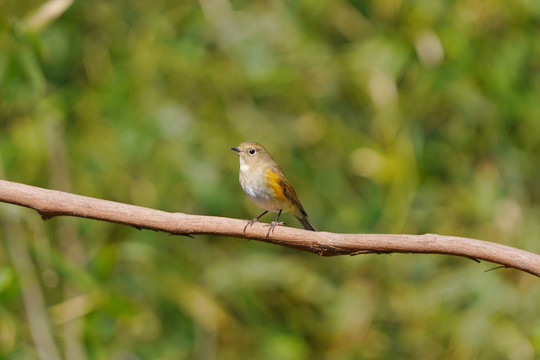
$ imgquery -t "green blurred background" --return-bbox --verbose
[1,0,540,359]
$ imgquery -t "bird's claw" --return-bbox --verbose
[243,217,286,237]
[265,221,286,237]
[243,218,259,233]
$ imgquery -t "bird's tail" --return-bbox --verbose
[295,215,317,231]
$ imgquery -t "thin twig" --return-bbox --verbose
[0,179,539,277]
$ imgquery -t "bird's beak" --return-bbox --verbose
[230,147,240,152]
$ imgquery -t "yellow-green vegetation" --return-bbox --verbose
[1,0,540,359]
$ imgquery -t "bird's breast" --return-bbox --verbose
[239,166,288,212]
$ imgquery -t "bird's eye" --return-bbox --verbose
[248,149,256,155]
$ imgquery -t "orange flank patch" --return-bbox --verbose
[265,169,287,201]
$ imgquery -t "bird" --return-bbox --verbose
[231,142,316,236]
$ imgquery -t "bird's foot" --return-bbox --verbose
[244,217,260,233]
[265,221,286,237]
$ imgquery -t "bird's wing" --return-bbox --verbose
[266,165,308,217]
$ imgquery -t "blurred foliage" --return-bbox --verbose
[1,0,540,358]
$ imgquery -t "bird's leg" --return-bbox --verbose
[266,210,285,237]
[244,210,269,232]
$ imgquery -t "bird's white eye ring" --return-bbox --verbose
[249,149,256,155]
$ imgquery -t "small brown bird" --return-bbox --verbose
[231,142,316,235]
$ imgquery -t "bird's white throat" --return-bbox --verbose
[239,160,250,173]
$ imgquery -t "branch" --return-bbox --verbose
[1,179,539,277]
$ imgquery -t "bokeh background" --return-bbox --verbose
[1,0,540,359]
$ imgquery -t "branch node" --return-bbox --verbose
[40,212,57,221]
[485,265,509,273]
[349,250,372,256]
[169,232,195,239]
